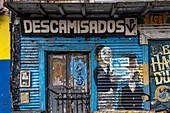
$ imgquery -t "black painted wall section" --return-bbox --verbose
[10,17,20,110]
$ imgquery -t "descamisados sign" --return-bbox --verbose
[21,18,137,36]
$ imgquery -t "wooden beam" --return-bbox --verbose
[82,4,86,17]
[59,5,65,17]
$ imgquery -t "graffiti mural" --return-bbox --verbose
[49,55,66,87]
[150,42,170,109]
[151,45,170,85]
[70,55,88,91]
[93,43,147,111]
[154,85,170,102]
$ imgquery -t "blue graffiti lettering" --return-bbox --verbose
[70,57,87,86]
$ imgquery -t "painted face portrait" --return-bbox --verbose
[129,58,137,69]
[100,47,112,64]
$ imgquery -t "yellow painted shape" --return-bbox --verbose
[0,15,10,60]
[141,95,149,102]
[136,64,144,84]
[144,13,168,24]
[144,14,150,24]
[94,112,100,113]
[154,85,170,102]
[143,63,149,85]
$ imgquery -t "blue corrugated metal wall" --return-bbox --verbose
[20,36,146,112]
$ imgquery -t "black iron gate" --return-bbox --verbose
[47,53,90,113]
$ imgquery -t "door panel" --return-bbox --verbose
[48,55,67,113]
[49,55,67,91]
[70,53,88,93]
[149,41,170,110]
[47,53,90,113]
[69,53,89,113]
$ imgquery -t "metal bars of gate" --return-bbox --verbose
[48,88,90,113]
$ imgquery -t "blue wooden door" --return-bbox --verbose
[149,41,170,110]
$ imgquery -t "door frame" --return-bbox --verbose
[39,45,97,112]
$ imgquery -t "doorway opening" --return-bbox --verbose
[46,52,90,113]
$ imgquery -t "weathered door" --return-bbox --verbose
[47,53,90,113]
[149,41,170,110]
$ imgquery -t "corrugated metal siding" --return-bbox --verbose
[20,48,40,110]
[0,15,12,113]
[0,60,12,113]
[19,36,144,111]
[20,39,40,110]
[95,37,144,112]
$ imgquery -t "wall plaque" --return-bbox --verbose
[20,71,31,87]
[21,92,29,104]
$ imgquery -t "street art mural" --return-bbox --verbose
[48,54,89,113]
[49,55,66,87]
[70,55,88,91]
[149,42,170,109]
[49,54,88,90]
[93,44,148,111]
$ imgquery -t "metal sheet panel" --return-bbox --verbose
[94,37,144,112]
[19,36,145,112]
[149,41,170,110]
[0,15,12,113]
[5,2,170,18]
[0,60,12,113]
[0,15,10,60]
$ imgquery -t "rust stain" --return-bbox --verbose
[100,36,108,39]
[85,37,90,41]
[55,44,65,46]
